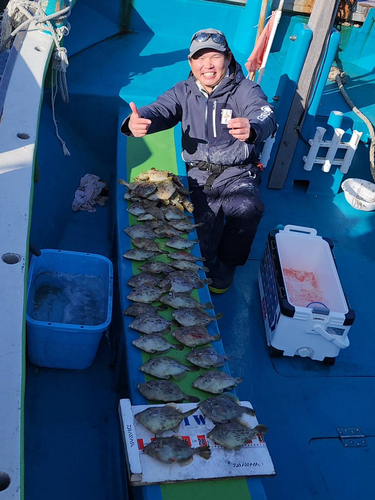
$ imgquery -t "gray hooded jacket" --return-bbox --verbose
[122,58,276,167]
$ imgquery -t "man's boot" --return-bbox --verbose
[208,259,237,294]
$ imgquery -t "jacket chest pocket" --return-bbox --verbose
[209,101,233,144]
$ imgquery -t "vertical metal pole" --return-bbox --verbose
[302,29,341,136]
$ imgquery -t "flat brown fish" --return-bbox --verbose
[171,325,221,347]
[127,284,165,304]
[160,292,214,310]
[207,422,268,450]
[123,249,158,261]
[167,251,205,262]
[123,303,158,317]
[127,272,162,288]
[165,237,199,250]
[135,404,197,435]
[139,262,175,275]
[138,380,199,402]
[139,356,199,380]
[131,238,163,253]
[143,436,210,465]
[198,393,256,424]
[192,371,243,394]
[185,347,227,369]
[132,334,184,353]
[172,308,224,327]
[124,225,156,240]
[129,313,172,335]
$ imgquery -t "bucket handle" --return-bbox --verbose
[283,225,317,236]
[313,324,349,349]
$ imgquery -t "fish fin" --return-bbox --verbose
[178,456,194,467]
[213,312,225,321]
[195,445,211,460]
[243,406,256,417]
[204,278,213,285]
[171,343,185,351]
[234,377,244,385]
[165,402,178,409]
[160,327,171,335]
[157,304,169,311]
[185,394,200,403]
[172,372,186,381]
[201,302,215,309]
[181,407,198,418]
[254,424,268,435]
[211,334,222,342]
[193,239,200,243]
[186,365,200,372]
[201,266,209,272]
[220,392,240,403]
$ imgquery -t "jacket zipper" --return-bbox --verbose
[213,100,217,138]
[205,98,209,161]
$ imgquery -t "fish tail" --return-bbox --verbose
[171,343,184,351]
[201,302,215,309]
[185,394,200,403]
[234,377,244,385]
[187,365,200,372]
[201,266,210,272]
[211,334,222,342]
[197,256,206,261]
[213,312,225,321]
[195,445,211,460]
[244,407,256,417]
[181,407,199,418]
[254,424,268,435]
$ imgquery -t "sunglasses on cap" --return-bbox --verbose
[192,32,228,46]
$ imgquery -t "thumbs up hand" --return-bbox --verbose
[128,102,152,137]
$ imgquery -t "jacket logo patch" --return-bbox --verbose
[256,105,273,122]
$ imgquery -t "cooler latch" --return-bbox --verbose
[337,427,367,447]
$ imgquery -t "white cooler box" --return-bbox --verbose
[258,225,355,364]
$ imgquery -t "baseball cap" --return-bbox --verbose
[189,28,229,58]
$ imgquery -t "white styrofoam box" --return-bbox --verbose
[259,225,355,362]
[118,399,275,486]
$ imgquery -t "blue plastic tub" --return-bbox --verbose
[26,249,113,369]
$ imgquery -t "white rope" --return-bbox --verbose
[0,1,72,156]
[330,66,375,182]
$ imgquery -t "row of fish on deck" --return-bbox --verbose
[119,168,267,466]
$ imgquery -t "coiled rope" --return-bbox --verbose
[0,0,72,155]
[329,65,375,181]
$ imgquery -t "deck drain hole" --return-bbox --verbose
[34,46,45,52]
[2,253,22,264]
[17,132,30,140]
[0,472,11,491]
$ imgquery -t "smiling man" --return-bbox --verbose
[121,29,276,293]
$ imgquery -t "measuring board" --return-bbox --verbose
[119,399,275,485]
